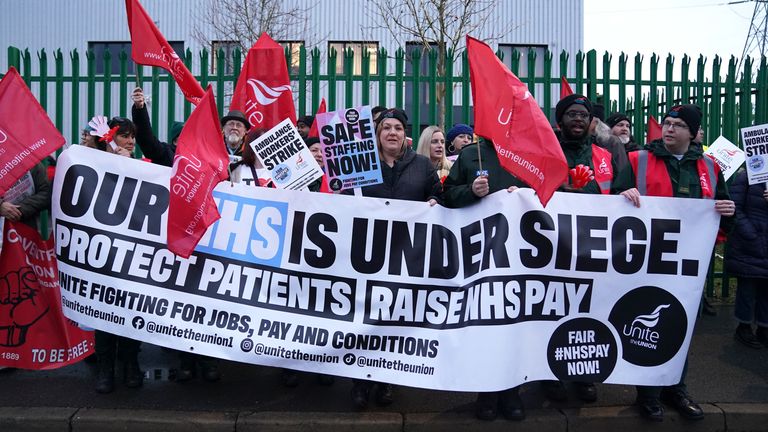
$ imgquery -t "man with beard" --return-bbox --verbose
[606,112,642,152]
[221,110,250,165]
[613,104,734,422]
[540,94,618,404]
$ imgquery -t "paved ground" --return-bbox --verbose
[1,305,766,431]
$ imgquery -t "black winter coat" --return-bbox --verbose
[725,170,768,278]
[356,148,442,203]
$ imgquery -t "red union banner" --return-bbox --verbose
[230,33,297,131]
[125,0,205,105]
[0,67,66,196]
[0,221,93,369]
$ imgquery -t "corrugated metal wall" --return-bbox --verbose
[1,0,583,141]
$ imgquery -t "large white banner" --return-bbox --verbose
[52,146,720,392]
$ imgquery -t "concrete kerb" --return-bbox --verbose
[0,407,78,432]
[238,411,403,432]
[71,408,238,432]
[404,410,566,432]
[563,404,726,432]
[714,403,768,432]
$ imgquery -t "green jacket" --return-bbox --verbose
[443,139,527,208]
[611,140,732,229]
[560,135,618,195]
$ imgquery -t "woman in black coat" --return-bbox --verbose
[349,108,442,409]
[725,169,768,348]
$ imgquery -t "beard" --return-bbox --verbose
[618,135,630,144]
[226,133,242,147]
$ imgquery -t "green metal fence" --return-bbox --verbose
[5,44,766,298]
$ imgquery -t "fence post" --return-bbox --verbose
[311,47,321,112]
[344,47,354,109]
[601,51,611,107]
[7,46,21,70]
[633,53,643,144]
[586,49,597,101]
[618,52,627,113]
[70,49,80,145]
[410,47,422,140]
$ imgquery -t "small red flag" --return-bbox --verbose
[647,115,662,143]
[125,0,204,105]
[167,86,229,258]
[467,36,568,206]
[0,67,65,196]
[308,98,327,138]
[230,33,297,131]
[560,76,574,99]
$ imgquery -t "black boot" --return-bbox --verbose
[735,324,763,349]
[574,381,598,402]
[123,359,143,388]
[95,357,115,394]
[176,354,196,382]
[498,387,525,421]
[375,383,394,406]
[200,358,221,382]
[474,392,498,421]
[351,380,371,410]
[281,369,300,387]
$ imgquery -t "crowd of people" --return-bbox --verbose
[1,86,765,423]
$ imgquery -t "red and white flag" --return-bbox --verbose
[0,67,65,196]
[230,33,297,131]
[308,98,326,138]
[167,86,228,258]
[467,36,568,206]
[647,115,662,143]
[560,76,574,99]
[125,0,204,105]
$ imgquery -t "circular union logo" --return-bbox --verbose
[273,164,291,184]
[748,155,765,171]
[345,108,360,124]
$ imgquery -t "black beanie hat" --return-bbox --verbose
[375,108,408,129]
[555,94,593,124]
[606,113,631,128]
[592,104,605,122]
[663,104,701,138]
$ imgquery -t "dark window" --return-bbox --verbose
[498,44,547,78]
[211,40,239,75]
[278,41,304,75]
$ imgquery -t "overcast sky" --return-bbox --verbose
[584,0,759,62]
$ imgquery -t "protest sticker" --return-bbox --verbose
[741,123,768,184]
[316,106,382,191]
[51,146,720,391]
[704,135,744,180]
[0,221,93,369]
[250,119,323,190]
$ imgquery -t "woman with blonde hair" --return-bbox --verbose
[416,125,452,181]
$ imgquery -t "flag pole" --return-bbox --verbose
[476,138,483,173]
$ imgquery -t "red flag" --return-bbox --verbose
[647,115,662,143]
[230,33,297,131]
[467,36,568,206]
[168,86,229,258]
[0,221,94,370]
[308,98,327,138]
[0,67,65,196]
[125,0,204,105]
[560,76,574,99]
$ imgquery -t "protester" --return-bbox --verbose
[349,108,441,410]
[80,126,99,149]
[445,123,473,158]
[416,126,452,181]
[131,87,182,166]
[443,137,526,421]
[0,163,51,231]
[613,104,734,421]
[606,112,642,152]
[589,109,628,172]
[725,170,768,349]
[221,109,251,164]
[89,116,144,393]
[371,105,387,121]
[297,115,314,139]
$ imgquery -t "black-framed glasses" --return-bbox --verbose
[662,121,688,131]
[564,111,590,120]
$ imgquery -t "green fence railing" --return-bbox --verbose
[5,44,765,299]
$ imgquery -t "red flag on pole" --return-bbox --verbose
[230,33,297,131]
[125,0,204,105]
[467,36,568,206]
[0,67,65,196]
[167,86,229,258]
[560,76,574,99]
[308,98,327,138]
[647,115,662,143]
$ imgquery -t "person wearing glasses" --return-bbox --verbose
[612,104,734,421]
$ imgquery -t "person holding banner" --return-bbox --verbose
[349,108,442,410]
[88,116,145,393]
[0,163,51,231]
[613,104,735,421]
[416,126,452,182]
[443,139,526,421]
[725,169,768,349]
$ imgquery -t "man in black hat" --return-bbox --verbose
[606,112,642,153]
[613,104,734,421]
[221,110,251,164]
